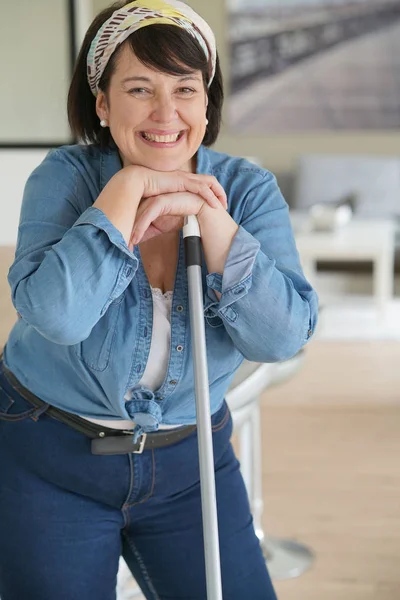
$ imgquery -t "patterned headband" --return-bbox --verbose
[87,0,217,96]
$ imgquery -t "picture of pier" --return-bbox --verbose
[228,0,400,132]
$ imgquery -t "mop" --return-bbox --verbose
[183,215,223,600]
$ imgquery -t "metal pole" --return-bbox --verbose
[183,215,223,600]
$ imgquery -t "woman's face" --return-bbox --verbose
[96,44,208,172]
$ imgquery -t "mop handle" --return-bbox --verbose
[183,215,223,600]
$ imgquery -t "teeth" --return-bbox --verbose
[142,132,180,143]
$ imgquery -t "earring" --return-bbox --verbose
[205,118,209,125]
[100,119,108,128]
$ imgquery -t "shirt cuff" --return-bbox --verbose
[204,226,261,326]
[73,207,138,308]
[73,206,136,261]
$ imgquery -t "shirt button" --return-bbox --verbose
[176,305,184,312]
[176,345,184,352]
[308,329,313,338]
[169,380,177,385]
[126,267,133,277]
[234,286,245,295]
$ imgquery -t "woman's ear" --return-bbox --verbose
[95,91,109,122]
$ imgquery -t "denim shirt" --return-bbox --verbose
[4,143,318,430]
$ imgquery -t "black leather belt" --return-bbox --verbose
[1,361,197,455]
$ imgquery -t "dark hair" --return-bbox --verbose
[68,1,223,147]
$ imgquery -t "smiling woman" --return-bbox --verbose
[94,45,209,171]
[0,1,318,599]
[68,9,223,153]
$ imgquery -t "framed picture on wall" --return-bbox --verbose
[0,0,76,148]
[228,0,400,133]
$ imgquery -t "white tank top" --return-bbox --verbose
[83,288,177,430]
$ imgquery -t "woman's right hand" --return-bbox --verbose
[93,165,227,247]
[134,166,228,210]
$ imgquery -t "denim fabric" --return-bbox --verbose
[4,143,318,428]
[0,362,277,600]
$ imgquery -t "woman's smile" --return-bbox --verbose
[138,129,186,147]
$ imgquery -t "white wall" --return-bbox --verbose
[0,150,49,246]
[0,0,95,246]
[0,0,70,242]
[0,0,71,143]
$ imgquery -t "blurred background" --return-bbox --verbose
[0,1,399,599]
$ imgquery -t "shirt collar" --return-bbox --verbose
[196,145,213,176]
[99,142,123,191]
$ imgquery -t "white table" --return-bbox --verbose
[291,215,396,317]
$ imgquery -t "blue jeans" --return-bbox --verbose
[0,361,277,600]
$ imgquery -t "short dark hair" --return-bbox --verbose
[68,1,223,147]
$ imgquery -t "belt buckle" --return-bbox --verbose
[133,432,147,454]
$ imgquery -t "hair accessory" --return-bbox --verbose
[87,0,216,97]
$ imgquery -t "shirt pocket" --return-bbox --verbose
[74,295,124,372]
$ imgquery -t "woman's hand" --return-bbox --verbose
[129,192,208,248]
[129,166,228,210]
[93,165,227,248]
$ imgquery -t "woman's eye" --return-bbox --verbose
[177,87,196,95]
[128,88,149,95]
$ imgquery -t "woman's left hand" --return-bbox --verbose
[129,192,209,248]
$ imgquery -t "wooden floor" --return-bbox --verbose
[262,341,400,600]
[1,248,400,599]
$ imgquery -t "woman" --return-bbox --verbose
[0,1,318,598]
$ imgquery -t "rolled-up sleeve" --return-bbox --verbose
[204,171,318,362]
[8,151,138,345]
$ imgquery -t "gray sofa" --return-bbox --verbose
[275,154,400,272]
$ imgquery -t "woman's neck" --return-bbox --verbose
[118,153,197,174]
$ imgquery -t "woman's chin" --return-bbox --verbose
[125,154,192,172]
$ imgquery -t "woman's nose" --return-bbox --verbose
[151,95,177,123]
